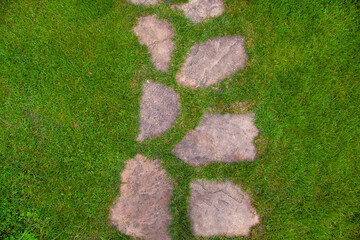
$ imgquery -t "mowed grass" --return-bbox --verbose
[0,0,359,239]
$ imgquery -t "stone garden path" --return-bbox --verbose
[110,0,261,239]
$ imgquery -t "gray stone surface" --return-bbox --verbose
[127,0,158,5]
[134,15,175,72]
[110,154,173,240]
[177,36,248,89]
[189,180,259,237]
[172,112,259,166]
[175,0,224,23]
[137,80,180,142]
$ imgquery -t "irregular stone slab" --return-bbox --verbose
[110,154,173,240]
[127,0,158,5]
[172,112,259,166]
[137,80,180,142]
[134,15,175,72]
[177,36,248,89]
[189,180,259,237]
[175,0,224,23]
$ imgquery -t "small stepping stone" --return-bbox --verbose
[110,154,173,240]
[172,112,259,166]
[134,15,175,72]
[137,81,180,142]
[127,0,158,5]
[174,0,225,23]
[189,180,260,237]
[177,36,248,89]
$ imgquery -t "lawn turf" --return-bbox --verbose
[0,0,359,239]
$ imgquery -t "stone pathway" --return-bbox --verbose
[110,154,173,240]
[137,80,180,142]
[177,36,248,89]
[189,180,259,237]
[111,0,261,239]
[173,0,225,23]
[172,112,259,167]
[134,15,175,72]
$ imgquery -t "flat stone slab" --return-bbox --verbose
[110,154,173,240]
[137,80,180,142]
[172,112,259,166]
[189,180,260,237]
[175,0,224,23]
[177,36,248,89]
[127,0,158,5]
[134,15,175,72]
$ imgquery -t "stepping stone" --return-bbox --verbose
[174,0,224,23]
[127,0,158,5]
[110,154,173,240]
[137,81,180,142]
[134,15,175,72]
[177,36,248,89]
[172,112,259,166]
[189,180,260,237]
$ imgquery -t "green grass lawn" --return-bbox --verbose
[1,0,359,239]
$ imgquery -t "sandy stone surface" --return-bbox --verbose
[134,15,175,72]
[175,0,224,23]
[189,180,259,237]
[137,81,180,142]
[127,0,158,5]
[110,154,173,240]
[177,36,248,89]
[172,112,259,166]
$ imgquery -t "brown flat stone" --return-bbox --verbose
[177,36,248,89]
[137,80,180,142]
[172,112,259,167]
[175,0,224,23]
[110,154,173,240]
[134,15,175,72]
[189,180,260,237]
[127,0,158,5]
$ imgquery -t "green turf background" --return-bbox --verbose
[1,0,359,239]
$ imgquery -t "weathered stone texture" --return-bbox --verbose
[110,154,173,240]
[137,81,180,142]
[176,0,224,23]
[189,180,259,237]
[177,36,248,89]
[127,0,158,5]
[134,15,175,72]
[172,112,259,166]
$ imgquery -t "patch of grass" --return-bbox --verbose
[1,0,359,239]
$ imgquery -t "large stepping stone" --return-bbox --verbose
[127,0,158,5]
[134,15,175,72]
[110,154,173,240]
[137,81,180,142]
[177,36,248,89]
[172,112,259,166]
[174,0,224,23]
[189,180,260,237]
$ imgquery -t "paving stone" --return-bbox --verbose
[127,0,158,5]
[137,80,180,142]
[172,112,259,166]
[134,15,175,72]
[189,180,260,237]
[174,0,224,23]
[110,154,173,240]
[177,36,248,89]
